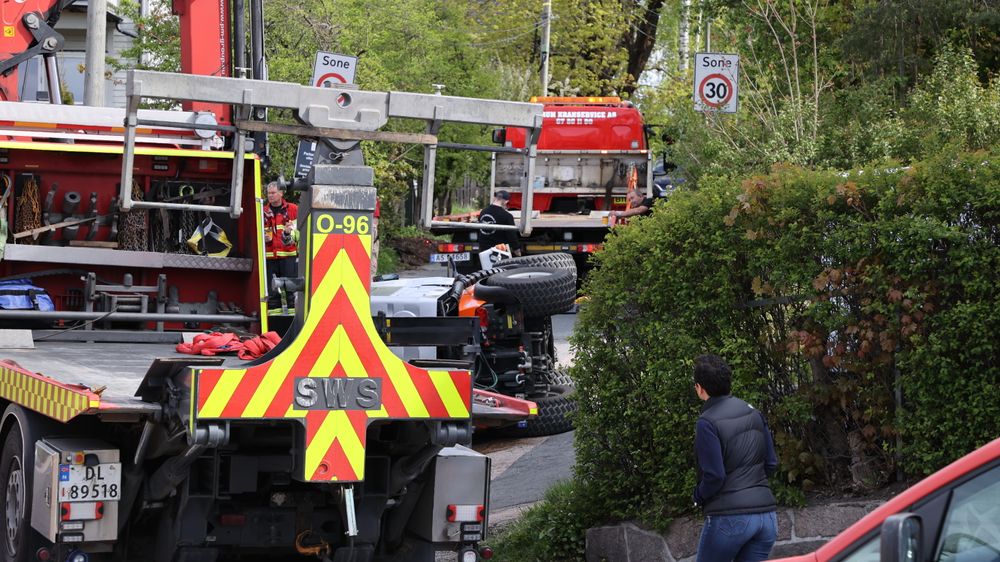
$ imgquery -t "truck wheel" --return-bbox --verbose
[1,427,33,562]
[496,385,575,437]
[498,253,577,280]
[480,267,576,317]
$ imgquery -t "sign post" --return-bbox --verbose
[693,52,739,114]
[294,52,360,177]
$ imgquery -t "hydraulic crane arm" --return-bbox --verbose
[0,0,76,101]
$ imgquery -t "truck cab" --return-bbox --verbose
[429,96,653,276]
[772,437,1000,562]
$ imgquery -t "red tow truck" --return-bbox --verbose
[772,437,1000,562]
[426,96,653,274]
[0,0,546,560]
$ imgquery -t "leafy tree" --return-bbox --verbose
[841,0,1000,92]
[107,0,180,74]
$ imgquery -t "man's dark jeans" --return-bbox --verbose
[696,511,777,562]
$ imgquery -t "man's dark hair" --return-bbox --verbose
[694,354,732,396]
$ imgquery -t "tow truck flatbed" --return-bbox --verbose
[0,342,232,415]
[1,340,536,423]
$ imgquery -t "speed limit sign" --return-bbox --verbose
[694,53,739,113]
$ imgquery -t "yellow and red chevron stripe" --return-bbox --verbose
[0,361,101,422]
[194,220,472,482]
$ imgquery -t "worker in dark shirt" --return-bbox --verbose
[477,190,521,256]
[693,354,778,562]
[611,189,654,220]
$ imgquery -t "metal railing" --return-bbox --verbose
[119,71,543,231]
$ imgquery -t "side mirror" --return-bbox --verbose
[880,514,921,562]
[491,128,506,145]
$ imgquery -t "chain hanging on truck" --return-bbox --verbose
[14,175,42,245]
[117,179,148,251]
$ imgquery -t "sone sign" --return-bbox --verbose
[694,53,740,114]
[312,51,358,87]
[295,51,361,177]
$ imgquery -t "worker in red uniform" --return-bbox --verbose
[263,181,298,309]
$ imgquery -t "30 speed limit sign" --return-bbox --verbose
[694,53,740,113]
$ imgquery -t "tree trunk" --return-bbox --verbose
[621,0,667,97]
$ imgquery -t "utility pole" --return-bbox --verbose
[84,0,107,106]
[540,0,551,96]
[679,0,690,72]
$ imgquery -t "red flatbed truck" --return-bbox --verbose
[426,96,653,275]
[771,436,1000,562]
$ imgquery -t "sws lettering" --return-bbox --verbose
[294,377,382,410]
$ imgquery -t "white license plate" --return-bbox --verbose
[59,463,122,502]
[430,252,470,263]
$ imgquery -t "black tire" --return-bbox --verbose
[480,267,576,317]
[547,369,574,387]
[1,425,33,562]
[495,385,576,437]
[498,252,577,280]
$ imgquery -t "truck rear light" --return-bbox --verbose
[437,243,467,253]
[479,546,494,559]
[220,513,247,526]
[34,547,52,561]
[446,504,484,522]
[61,502,103,521]
[460,549,478,562]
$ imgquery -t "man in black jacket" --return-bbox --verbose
[693,354,778,562]
[477,190,521,257]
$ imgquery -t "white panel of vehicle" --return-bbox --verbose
[370,278,454,361]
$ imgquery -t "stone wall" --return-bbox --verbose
[586,500,883,562]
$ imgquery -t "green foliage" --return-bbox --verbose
[486,479,603,562]
[107,0,180,75]
[375,245,400,276]
[571,149,1000,528]
[840,0,1000,88]
[907,44,1000,155]
[656,37,1000,187]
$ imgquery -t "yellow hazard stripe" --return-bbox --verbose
[199,370,244,418]
[336,250,430,417]
[305,410,366,480]
[428,370,469,417]
[0,365,95,422]
[0,141,261,160]
[240,234,338,417]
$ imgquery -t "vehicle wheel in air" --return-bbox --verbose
[495,384,576,438]
[546,369,574,387]
[1,425,34,562]
[498,252,577,280]
[480,267,576,317]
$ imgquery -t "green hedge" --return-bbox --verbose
[571,149,1000,528]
